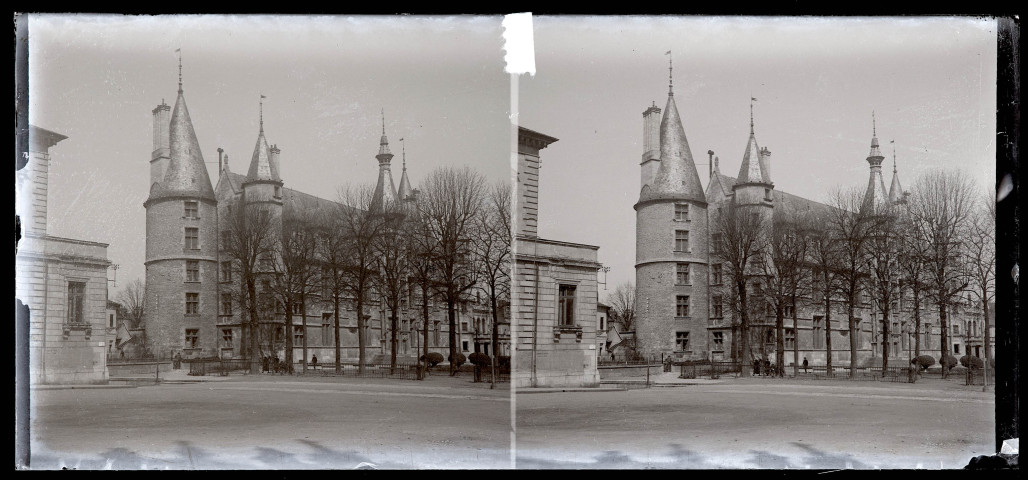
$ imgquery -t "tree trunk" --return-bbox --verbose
[247,279,260,374]
[792,294,799,377]
[357,296,365,375]
[848,294,857,379]
[490,290,498,389]
[983,296,991,364]
[448,298,457,376]
[301,297,308,374]
[913,285,921,357]
[286,299,296,374]
[390,308,398,375]
[333,294,341,373]
[738,280,751,376]
[824,294,833,375]
[881,301,891,372]
[775,302,784,377]
[422,287,430,380]
[939,299,949,378]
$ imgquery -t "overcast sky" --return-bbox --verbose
[27,14,509,292]
[519,16,997,297]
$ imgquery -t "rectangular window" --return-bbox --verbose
[952,323,959,335]
[785,302,795,318]
[221,261,232,282]
[675,230,689,252]
[221,230,230,248]
[433,321,440,346]
[558,284,577,326]
[676,331,690,351]
[712,332,724,351]
[712,233,723,253]
[67,281,86,324]
[462,340,469,352]
[293,325,304,344]
[184,200,199,219]
[461,322,468,332]
[185,227,199,250]
[109,313,115,328]
[674,203,689,221]
[322,313,333,345]
[221,293,232,315]
[813,316,824,349]
[676,295,690,317]
[785,328,796,349]
[186,293,199,315]
[185,328,199,348]
[599,315,605,332]
[676,263,690,285]
[712,264,723,284]
[712,295,723,318]
[221,328,233,346]
[954,344,960,354]
[293,303,303,315]
[186,260,200,282]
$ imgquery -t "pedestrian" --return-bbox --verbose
[311,354,318,369]
[763,358,771,376]
[753,358,761,376]
[802,356,809,373]
[262,356,269,373]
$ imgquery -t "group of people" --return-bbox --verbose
[753,357,780,377]
[261,354,320,374]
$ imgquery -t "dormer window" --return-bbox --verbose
[764,188,772,201]
[274,186,282,198]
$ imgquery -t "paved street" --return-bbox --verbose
[29,374,511,470]
[515,378,995,469]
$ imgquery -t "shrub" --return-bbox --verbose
[496,356,511,369]
[950,365,968,375]
[960,355,984,369]
[468,352,491,367]
[911,355,936,371]
[940,355,958,369]
[448,352,466,368]
[420,352,444,367]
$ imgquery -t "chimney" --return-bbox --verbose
[150,100,171,187]
[269,144,281,179]
[640,102,662,189]
[707,150,714,178]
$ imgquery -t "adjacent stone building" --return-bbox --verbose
[142,73,507,365]
[16,125,112,384]
[633,71,959,369]
[514,127,603,388]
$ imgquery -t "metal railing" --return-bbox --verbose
[188,358,252,376]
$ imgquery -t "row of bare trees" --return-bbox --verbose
[709,168,993,378]
[212,165,511,378]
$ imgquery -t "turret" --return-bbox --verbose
[397,141,414,203]
[860,112,889,214]
[242,96,284,210]
[634,53,709,359]
[888,141,905,204]
[370,110,398,215]
[731,99,774,214]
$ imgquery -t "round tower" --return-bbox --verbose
[143,73,219,360]
[634,63,709,360]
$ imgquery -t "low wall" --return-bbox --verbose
[598,364,658,379]
[107,361,171,377]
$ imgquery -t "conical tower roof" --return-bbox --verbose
[736,103,772,185]
[888,145,904,203]
[245,99,280,183]
[397,144,414,202]
[639,87,705,204]
[150,88,216,202]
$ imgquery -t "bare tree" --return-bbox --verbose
[116,278,146,329]
[963,192,995,364]
[759,213,810,377]
[405,199,440,379]
[318,205,350,374]
[909,169,976,377]
[711,202,767,376]
[806,209,842,375]
[863,198,903,372]
[336,184,386,374]
[222,204,278,373]
[605,282,636,334]
[270,205,321,374]
[826,187,876,378]
[419,166,485,376]
[373,202,409,374]
[896,207,931,357]
[474,179,512,387]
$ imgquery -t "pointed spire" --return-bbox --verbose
[889,140,904,203]
[737,98,771,185]
[640,58,705,205]
[245,95,279,183]
[397,138,414,202]
[177,48,182,93]
[862,113,888,214]
[150,66,215,202]
[372,113,398,213]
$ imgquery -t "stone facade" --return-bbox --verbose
[16,126,112,384]
[513,127,602,388]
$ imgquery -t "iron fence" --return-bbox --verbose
[295,362,420,380]
[188,358,252,376]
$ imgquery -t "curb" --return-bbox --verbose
[517,387,627,394]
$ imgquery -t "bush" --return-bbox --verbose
[448,352,466,368]
[911,355,936,371]
[950,365,968,375]
[468,352,491,367]
[420,352,444,367]
[940,355,958,369]
[960,355,984,369]
[496,355,511,369]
